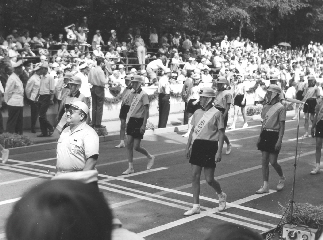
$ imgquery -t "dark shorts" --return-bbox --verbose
[315,120,323,138]
[189,139,218,168]
[234,94,246,107]
[296,91,304,101]
[257,130,280,153]
[187,99,201,114]
[126,117,144,139]
[216,107,228,128]
[303,98,317,114]
[119,104,130,120]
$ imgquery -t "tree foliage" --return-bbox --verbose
[1,0,323,48]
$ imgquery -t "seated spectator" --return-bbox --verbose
[5,180,113,240]
[108,30,118,48]
[118,64,126,78]
[46,33,56,47]
[56,34,65,44]
[17,30,31,45]
[93,45,104,58]
[3,35,15,49]
[205,223,262,240]
[57,43,70,58]
[32,32,46,48]
[21,43,36,57]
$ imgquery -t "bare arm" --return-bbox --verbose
[215,129,224,162]
[83,157,98,171]
[140,105,150,134]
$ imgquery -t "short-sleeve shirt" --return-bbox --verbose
[261,103,286,131]
[214,90,232,109]
[56,122,99,170]
[315,101,323,122]
[129,88,149,118]
[191,108,224,141]
[39,74,55,95]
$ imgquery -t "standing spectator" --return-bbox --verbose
[88,57,109,128]
[37,62,55,137]
[56,34,64,44]
[146,56,168,83]
[4,60,24,134]
[57,43,70,58]
[182,36,192,52]
[134,34,146,70]
[108,30,118,48]
[78,16,89,32]
[92,30,104,51]
[173,32,181,48]
[25,64,42,133]
[158,68,171,128]
[149,28,158,48]
[65,24,77,45]
[76,28,87,52]
[20,62,32,88]
[126,28,134,44]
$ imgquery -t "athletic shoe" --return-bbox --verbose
[115,142,125,148]
[310,167,320,175]
[147,155,155,170]
[277,177,285,191]
[218,192,227,211]
[122,168,134,175]
[302,132,309,138]
[184,205,200,216]
[242,123,248,128]
[226,144,232,155]
[256,186,269,194]
[228,125,235,130]
[1,149,9,164]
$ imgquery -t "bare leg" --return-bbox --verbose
[224,134,230,145]
[230,105,238,128]
[261,151,270,185]
[191,164,202,204]
[126,135,134,166]
[315,137,323,165]
[204,167,222,194]
[241,106,247,124]
[269,152,284,178]
[119,119,126,141]
[133,138,152,159]
[304,112,309,135]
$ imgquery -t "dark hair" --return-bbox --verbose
[205,223,263,240]
[96,57,105,66]
[6,180,113,240]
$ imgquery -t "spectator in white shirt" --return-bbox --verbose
[32,32,46,48]
[65,24,77,45]
[93,45,105,58]
[149,28,158,48]
[92,30,104,51]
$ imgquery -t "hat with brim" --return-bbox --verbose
[68,76,82,85]
[12,60,23,68]
[125,75,133,81]
[79,63,88,70]
[68,101,89,116]
[199,87,216,98]
[308,75,316,81]
[192,74,200,80]
[131,75,144,83]
[267,84,281,94]
[188,57,195,61]
[217,76,227,84]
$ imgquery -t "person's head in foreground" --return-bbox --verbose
[6,180,113,240]
[205,223,262,240]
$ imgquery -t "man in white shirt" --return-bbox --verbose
[158,68,171,128]
[93,45,104,58]
[146,56,168,83]
[32,32,46,48]
[92,30,104,51]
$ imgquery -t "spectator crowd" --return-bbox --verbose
[0,15,323,135]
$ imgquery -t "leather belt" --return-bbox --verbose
[56,167,83,173]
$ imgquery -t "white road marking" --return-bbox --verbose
[0,197,20,206]
[0,176,38,186]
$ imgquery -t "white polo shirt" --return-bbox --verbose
[56,122,99,171]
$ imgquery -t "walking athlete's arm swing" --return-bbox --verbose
[140,104,149,135]
[276,121,285,152]
[216,128,224,163]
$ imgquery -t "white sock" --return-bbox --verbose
[129,163,134,169]
[316,163,320,169]
[120,140,124,144]
[263,181,269,188]
[193,204,200,208]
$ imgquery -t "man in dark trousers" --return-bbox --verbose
[158,68,171,128]
[88,57,108,128]
[37,62,55,137]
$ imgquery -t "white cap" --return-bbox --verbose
[40,55,47,61]
[130,68,137,73]
[119,64,124,69]
[52,62,59,68]
[69,101,89,116]
[79,63,88,69]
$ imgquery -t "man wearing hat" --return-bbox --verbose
[25,63,43,133]
[122,75,155,175]
[37,62,55,137]
[158,68,171,128]
[76,63,91,111]
[115,75,134,148]
[184,87,227,215]
[256,84,286,194]
[4,60,24,134]
[53,101,100,187]
[213,76,232,154]
[302,75,320,138]
[56,76,86,133]
[88,57,109,128]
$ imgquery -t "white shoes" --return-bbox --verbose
[256,186,269,194]
[226,144,232,155]
[302,132,309,138]
[184,205,200,216]
[147,155,155,170]
[115,142,126,148]
[182,132,189,138]
[1,149,9,164]
[242,123,248,128]
[122,168,134,175]
[310,167,320,175]
[218,192,227,211]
